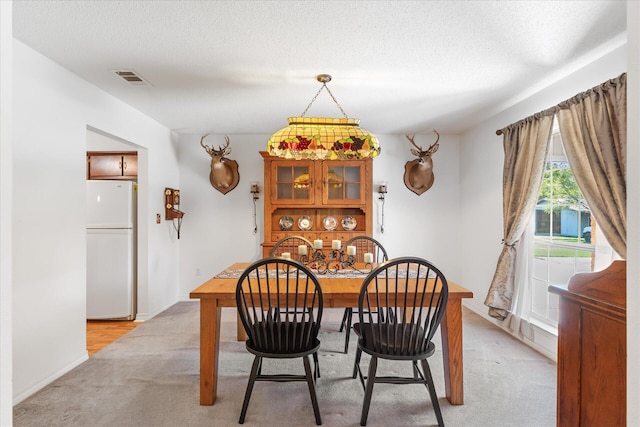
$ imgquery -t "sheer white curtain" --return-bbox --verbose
[503,227,535,339]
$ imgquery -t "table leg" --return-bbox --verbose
[237,312,247,341]
[440,298,464,405]
[200,299,221,405]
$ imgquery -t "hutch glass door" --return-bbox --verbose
[323,162,365,204]
[271,161,315,205]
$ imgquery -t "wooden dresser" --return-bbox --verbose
[549,260,626,427]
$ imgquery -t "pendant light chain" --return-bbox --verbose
[300,82,349,119]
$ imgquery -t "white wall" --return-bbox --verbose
[177,133,461,298]
[458,45,626,336]
[0,1,13,424]
[87,128,138,151]
[12,40,180,403]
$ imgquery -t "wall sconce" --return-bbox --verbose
[378,183,388,233]
[250,182,260,234]
[165,188,185,239]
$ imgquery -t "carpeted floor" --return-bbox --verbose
[13,302,556,426]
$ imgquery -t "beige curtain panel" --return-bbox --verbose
[556,73,627,258]
[485,113,554,320]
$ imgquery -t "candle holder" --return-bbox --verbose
[304,247,370,275]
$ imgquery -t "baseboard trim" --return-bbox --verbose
[134,300,179,321]
[463,300,557,362]
[13,353,88,405]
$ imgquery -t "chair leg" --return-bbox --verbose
[421,359,444,427]
[239,356,261,424]
[343,309,353,353]
[339,308,350,332]
[313,351,321,379]
[352,347,362,379]
[360,355,378,426]
[412,360,420,378]
[303,355,322,425]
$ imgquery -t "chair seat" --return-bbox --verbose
[353,322,435,358]
[246,321,318,355]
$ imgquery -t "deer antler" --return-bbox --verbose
[200,133,213,155]
[405,134,423,151]
[426,129,440,154]
[201,134,233,157]
[405,129,440,154]
[218,135,231,156]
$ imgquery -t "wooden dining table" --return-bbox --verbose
[189,262,474,406]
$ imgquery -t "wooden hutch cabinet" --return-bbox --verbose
[87,152,138,180]
[549,260,626,427]
[261,151,372,257]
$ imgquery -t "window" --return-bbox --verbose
[527,127,616,332]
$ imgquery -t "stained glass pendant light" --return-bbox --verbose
[267,74,380,160]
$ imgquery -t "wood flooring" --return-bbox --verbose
[86,320,139,356]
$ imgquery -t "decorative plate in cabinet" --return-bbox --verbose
[341,216,357,231]
[279,216,294,231]
[322,216,338,231]
[298,215,313,231]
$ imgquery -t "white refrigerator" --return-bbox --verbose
[86,180,137,320]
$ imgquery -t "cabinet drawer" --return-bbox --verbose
[318,232,335,242]
[301,232,317,242]
[335,231,353,242]
[271,233,286,242]
[272,232,318,243]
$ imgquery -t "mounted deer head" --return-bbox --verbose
[200,134,240,194]
[403,130,440,195]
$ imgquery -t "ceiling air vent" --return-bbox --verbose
[114,70,151,86]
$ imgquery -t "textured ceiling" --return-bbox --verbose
[12,1,626,135]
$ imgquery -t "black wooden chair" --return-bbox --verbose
[235,257,323,425]
[339,236,389,353]
[270,236,315,261]
[352,257,448,426]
